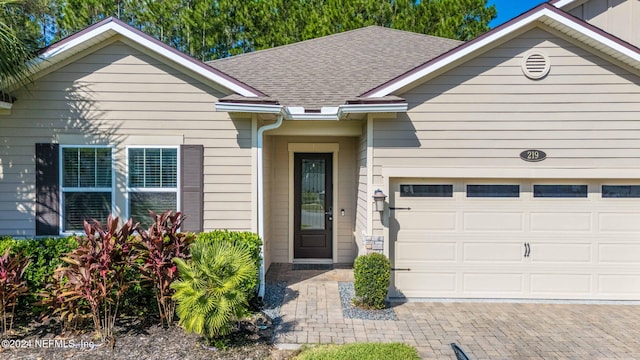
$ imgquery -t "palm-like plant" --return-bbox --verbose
[0,0,36,91]
[171,240,257,341]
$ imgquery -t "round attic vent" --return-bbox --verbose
[521,51,550,79]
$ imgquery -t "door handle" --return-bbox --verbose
[325,207,333,221]
[524,243,530,258]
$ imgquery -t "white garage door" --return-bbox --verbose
[390,178,640,300]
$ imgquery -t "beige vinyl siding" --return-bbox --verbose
[0,41,253,236]
[569,0,640,49]
[372,27,640,186]
[267,135,358,263]
[355,123,368,255]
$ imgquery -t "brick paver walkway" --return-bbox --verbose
[267,264,640,359]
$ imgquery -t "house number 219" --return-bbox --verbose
[520,149,546,162]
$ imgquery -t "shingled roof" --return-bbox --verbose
[207,26,462,110]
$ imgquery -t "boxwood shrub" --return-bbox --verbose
[353,253,391,309]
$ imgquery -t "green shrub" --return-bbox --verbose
[172,239,257,341]
[0,236,78,313]
[195,230,261,298]
[353,253,391,309]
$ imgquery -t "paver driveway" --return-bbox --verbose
[267,264,640,359]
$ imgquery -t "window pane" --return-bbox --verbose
[62,148,78,187]
[467,185,520,198]
[128,148,177,188]
[300,159,325,230]
[95,148,112,187]
[400,184,453,197]
[161,149,177,187]
[534,185,587,198]
[129,149,145,187]
[602,185,640,198]
[62,147,111,188]
[78,148,96,187]
[64,192,112,231]
[145,149,161,187]
[129,192,177,228]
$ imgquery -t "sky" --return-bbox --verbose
[488,0,550,28]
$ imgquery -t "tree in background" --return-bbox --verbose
[0,0,42,91]
[8,0,497,62]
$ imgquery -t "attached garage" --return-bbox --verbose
[389,178,640,301]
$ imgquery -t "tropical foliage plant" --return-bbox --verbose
[195,230,262,303]
[38,268,84,333]
[55,215,138,340]
[0,248,30,334]
[171,239,257,341]
[136,210,194,326]
[0,0,37,91]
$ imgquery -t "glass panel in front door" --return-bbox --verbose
[300,159,325,230]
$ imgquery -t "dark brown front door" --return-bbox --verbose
[294,153,333,259]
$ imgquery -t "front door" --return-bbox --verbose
[294,153,333,259]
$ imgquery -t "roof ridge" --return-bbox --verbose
[208,25,460,65]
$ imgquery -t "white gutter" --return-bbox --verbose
[256,111,285,298]
[215,102,408,120]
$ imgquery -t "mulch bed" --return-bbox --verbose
[0,313,295,360]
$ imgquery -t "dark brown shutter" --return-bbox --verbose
[35,143,60,235]
[180,144,204,232]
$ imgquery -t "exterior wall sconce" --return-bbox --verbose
[373,189,387,212]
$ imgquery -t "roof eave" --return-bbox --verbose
[215,102,408,120]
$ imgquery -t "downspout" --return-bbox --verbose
[257,113,284,298]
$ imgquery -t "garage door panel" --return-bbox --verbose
[463,212,523,231]
[395,242,456,262]
[598,212,640,232]
[599,244,640,263]
[531,212,592,231]
[463,273,524,294]
[530,273,592,295]
[598,275,640,297]
[396,211,456,231]
[463,242,523,262]
[394,272,457,296]
[530,243,592,263]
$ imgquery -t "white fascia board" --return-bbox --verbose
[552,0,580,9]
[39,22,260,97]
[215,102,283,114]
[215,102,408,120]
[339,103,408,114]
[367,7,640,98]
[0,101,13,110]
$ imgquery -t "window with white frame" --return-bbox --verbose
[61,146,113,232]
[128,147,178,227]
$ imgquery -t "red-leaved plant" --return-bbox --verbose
[0,248,30,335]
[39,268,84,334]
[56,215,138,341]
[137,210,194,327]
